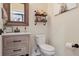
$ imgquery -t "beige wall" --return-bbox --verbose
[28,3,48,35]
[48,3,79,56]
[47,3,65,55]
[64,4,79,56]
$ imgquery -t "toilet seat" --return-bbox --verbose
[39,44,55,52]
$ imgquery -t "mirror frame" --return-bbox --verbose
[3,3,29,26]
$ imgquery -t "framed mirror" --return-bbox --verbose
[3,3,29,26]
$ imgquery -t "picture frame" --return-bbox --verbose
[4,27,13,33]
[53,3,77,16]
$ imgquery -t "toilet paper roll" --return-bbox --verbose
[65,42,73,48]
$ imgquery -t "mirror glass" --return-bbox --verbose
[10,3,24,22]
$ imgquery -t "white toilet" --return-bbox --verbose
[35,34,55,56]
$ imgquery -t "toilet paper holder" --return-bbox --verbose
[72,44,79,48]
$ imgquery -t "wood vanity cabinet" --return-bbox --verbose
[2,34,31,56]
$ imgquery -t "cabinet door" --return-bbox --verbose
[2,35,30,56]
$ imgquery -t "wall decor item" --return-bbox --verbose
[53,3,77,16]
[4,27,13,33]
[34,10,47,25]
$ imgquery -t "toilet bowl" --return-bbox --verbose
[39,44,55,56]
[35,34,55,56]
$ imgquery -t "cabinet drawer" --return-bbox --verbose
[3,35,29,44]
[3,46,29,56]
[3,39,29,48]
[3,35,29,48]
[3,43,29,50]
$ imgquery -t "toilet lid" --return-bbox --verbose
[40,44,55,52]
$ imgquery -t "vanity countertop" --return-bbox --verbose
[2,32,32,36]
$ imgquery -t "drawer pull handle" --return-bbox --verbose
[13,49,21,52]
[13,40,21,42]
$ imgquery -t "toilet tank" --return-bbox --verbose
[36,34,46,45]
